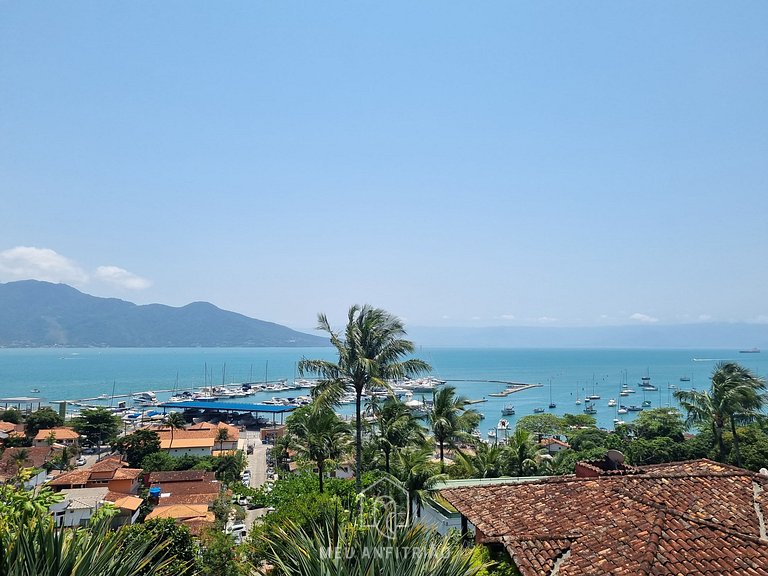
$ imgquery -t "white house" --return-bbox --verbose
[50,487,109,528]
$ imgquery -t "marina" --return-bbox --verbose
[1,346,766,431]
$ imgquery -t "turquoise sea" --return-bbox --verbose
[1,347,766,431]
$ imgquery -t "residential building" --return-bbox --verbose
[0,446,54,488]
[34,426,80,448]
[441,458,768,575]
[46,455,143,494]
[49,487,142,528]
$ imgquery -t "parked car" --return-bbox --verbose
[75,457,87,466]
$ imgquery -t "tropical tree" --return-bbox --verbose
[165,412,186,450]
[286,405,352,493]
[392,445,447,518]
[256,513,482,576]
[72,407,121,458]
[369,396,427,474]
[24,407,64,438]
[427,385,480,471]
[114,429,161,468]
[0,483,176,576]
[502,428,546,476]
[454,442,506,479]
[674,361,766,465]
[215,427,230,453]
[298,304,431,492]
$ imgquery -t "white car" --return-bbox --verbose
[75,457,87,466]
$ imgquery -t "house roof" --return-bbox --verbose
[46,456,142,488]
[441,459,768,576]
[145,504,211,521]
[47,469,91,487]
[59,487,110,510]
[188,421,240,439]
[0,446,52,479]
[159,437,215,449]
[146,470,216,484]
[107,493,144,512]
[34,427,80,441]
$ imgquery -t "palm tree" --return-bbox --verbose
[427,385,480,471]
[165,412,186,451]
[454,442,505,478]
[675,361,766,465]
[286,405,351,493]
[370,396,427,474]
[391,445,447,519]
[502,428,545,476]
[215,427,230,454]
[298,305,431,492]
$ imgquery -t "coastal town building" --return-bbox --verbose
[440,458,768,575]
[144,470,223,533]
[49,487,143,528]
[538,437,571,454]
[46,455,143,494]
[33,426,80,448]
[0,420,24,442]
[0,445,54,488]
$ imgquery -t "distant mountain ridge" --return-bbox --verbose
[0,280,329,347]
[408,323,768,349]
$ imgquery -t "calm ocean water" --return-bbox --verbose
[1,347,766,431]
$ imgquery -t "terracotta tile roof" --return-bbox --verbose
[188,421,240,439]
[158,492,220,506]
[34,427,80,441]
[0,421,18,434]
[106,493,144,511]
[145,504,210,521]
[47,469,91,487]
[113,467,143,480]
[159,437,215,449]
[146,470,216,484]
[0,446,52,479]
[89,456,125,473]
[154,479,222,496]
[441,459,768,576]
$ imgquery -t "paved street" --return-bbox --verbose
[241,429,270,528]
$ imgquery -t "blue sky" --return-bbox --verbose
[1,2,766,332]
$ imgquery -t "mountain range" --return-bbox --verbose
[1,280,766,349]
[0,280,329,347]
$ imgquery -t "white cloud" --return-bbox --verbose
[441,315,451,320]
[629,312,659,323]
[94,266,152,290]
[697,314,712,322]
[0,246,151,292]
[537,316,557,323]
[471,316,481,321]
[749,315,768,324]
[500,314,515,320]
[0,246,88,285]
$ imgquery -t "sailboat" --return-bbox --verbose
[575,381,581,405]
[548,378,557,409]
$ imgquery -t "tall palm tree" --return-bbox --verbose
[215,427,230,454]
[674,361,766,465]
[165,412,186,451]
[286,405,351,493]
[370,396,427,474]
[427,385,480,471]
[298,305,431,492]
[392,445,447,518]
